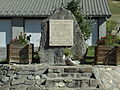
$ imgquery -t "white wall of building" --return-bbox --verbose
[99,18,106,39]
[12,18,24,39]
[25,20,42,47]
[0,20,11,47]
[86,19,98,46]
[0,19,11,59]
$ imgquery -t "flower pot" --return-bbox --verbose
[7,44,33,64]
[95,45,120,65]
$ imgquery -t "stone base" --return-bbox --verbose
[0,64,100,90]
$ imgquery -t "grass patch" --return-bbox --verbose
[106,20,116,33]
[85,46,95,63]
[108,0,120,15]
[86,46,95,57]
[0,59,6,63]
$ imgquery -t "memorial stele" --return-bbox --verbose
[49,19,73,46]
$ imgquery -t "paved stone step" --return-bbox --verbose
[47,73,92,78]
[46,87,99,90]
[45,77,98,88]
[48,66,92,73]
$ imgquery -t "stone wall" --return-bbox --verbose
[0,64,100,90]
[38,8,87,64]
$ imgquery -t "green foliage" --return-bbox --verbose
[97,35,120,46]
[63,48,72,56]
[86,46,95,57]
[19,32,28,44]
[106,20,116,34]
[105,35,120,46]
[108,0,120,15]
[66,0,93,40]
[33,52,40,60]
[10,32,28,44]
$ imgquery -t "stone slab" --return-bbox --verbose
[49,19,73,46]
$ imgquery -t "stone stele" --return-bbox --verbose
[38,8,87,64]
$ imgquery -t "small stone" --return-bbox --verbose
[81,79,89,87]
[39,85,46,90]
[41,74,47,79]
[9,75,15,80]
[9,84,19,90]
[0,84,9,90]
[1,76,9,83]
[27,86,42,90]
[106,68,112,71]
[63,79,73,83]
[3,66,10,70]
[67,81,75,88]
[35,79,46,85]
[11,79,25,85]
[24,80,35,85]
[35,75,41,79]
[14,75,27,79]
[27,75,34,80]
[3,70,7,75]
[89,79,98,87]
[55,82,65,87]
[7,71,14,77]
[110,80,113,84]
[16,84,28,90]
[47,73,57,78]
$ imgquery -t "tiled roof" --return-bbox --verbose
[0,0,111,17]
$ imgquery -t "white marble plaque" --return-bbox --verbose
[49,20,73,46]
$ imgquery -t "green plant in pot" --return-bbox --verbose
[63,48,73,59]
[63,48,80,65]
[10,32,28,44]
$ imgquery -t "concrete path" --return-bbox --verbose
[93,65,120,90]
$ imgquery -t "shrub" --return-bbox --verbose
[63,48,72,56]
[106,20,116,34]
[10,32,28,44]
[66,0,93,40]
[97,35,120,46]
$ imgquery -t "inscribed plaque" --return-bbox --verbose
[49,20,73,46]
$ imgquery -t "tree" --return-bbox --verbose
[66,0,93,40]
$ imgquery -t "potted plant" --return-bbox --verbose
[95,35,120,65]
[7,32,33,64]
[63,48,80,65]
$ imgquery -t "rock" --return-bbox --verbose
[81,78,89,87]
[24,80,35,85]
[35,75,41,79]
[35,79,46,86]
[39,8,87,64]
[66,81,75,88]
[27,75,34,80]
[16,71,33,75]
[41,74,47,79]
[27,86,42,90]
[11,79,25,85]
[47,73,57,78]
[1,76,9,83]
[16,84,28,90]
[55,82,65,87]
[63,79,73,83]
[0,84,9,90]
[106,68,112,71]
[7,71,14,77]
[89,79,98,87]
